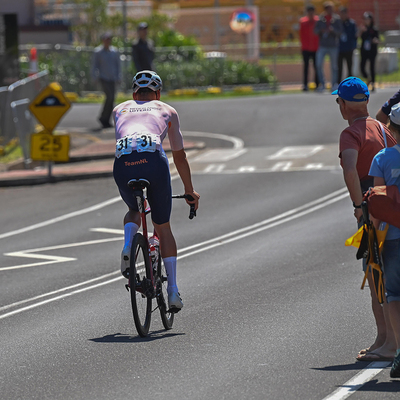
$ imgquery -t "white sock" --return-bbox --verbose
[123,222,139,254]
[163,256,178,293]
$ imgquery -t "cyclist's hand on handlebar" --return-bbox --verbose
[184,190,200,211]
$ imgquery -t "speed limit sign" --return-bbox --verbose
[30,131,70,162]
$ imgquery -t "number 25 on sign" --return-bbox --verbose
[31,132,70,162]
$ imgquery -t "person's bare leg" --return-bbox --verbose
[357,273,395,359]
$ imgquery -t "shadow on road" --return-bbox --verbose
[89,330,185,343]
[311,362,367,372]
[357,379,400,393]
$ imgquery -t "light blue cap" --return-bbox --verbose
[389,103,400,125]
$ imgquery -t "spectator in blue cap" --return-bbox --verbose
[335,76,397,361]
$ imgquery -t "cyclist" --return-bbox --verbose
[113,70,200,311]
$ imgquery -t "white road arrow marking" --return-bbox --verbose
[2,236,122,271]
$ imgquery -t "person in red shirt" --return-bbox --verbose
[335,77,397,361]
[299,4,319,91]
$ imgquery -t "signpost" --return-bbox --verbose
[29,82,71,178]
[30,132,70,162]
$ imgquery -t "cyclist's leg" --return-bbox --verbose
[121,209,141,277]
[153,222,182,309]
[113,155,143,276]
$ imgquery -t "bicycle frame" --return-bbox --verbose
[131,186,157,298]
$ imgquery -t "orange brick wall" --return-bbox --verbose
[348,0,400,31]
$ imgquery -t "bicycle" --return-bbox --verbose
[125,178,196,337]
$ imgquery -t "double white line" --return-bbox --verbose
[0,187,348,320]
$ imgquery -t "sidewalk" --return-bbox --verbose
[0,129,205,187]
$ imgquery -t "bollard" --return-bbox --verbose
[29,48,38,76]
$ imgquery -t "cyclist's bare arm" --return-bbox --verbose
[172,149,200,210]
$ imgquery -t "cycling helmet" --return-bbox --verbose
[132,70,163,93]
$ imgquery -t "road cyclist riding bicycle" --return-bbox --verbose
[112,70,200,311]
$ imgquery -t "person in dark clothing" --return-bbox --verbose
[376,88,400,124]
[91,32,121,129]
[314,1,342,92]
[299,4,319,91]
[360,12,379,92]
[132,22,155,72]
[338,7,357,82]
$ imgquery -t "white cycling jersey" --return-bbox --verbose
[113,99,184,156]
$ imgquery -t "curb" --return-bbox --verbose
[0,171,115,187]
[0,141,205,188]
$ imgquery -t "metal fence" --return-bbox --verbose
[0,71,49,158]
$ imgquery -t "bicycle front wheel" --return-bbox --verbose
[130,233,152,337]
[157,256,174,330]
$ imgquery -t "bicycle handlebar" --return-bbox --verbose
[172,194,197,219]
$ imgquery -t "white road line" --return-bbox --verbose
[0,174,180,241]
[1,187,349,320]
[184,131,244,149]
[178,190,349,259]
[192,148,247,162]
[322,362,391,400]
[1,237,122,271]
[0,276,123,320]
[0,197,121,240]
[194,165,340,174]
[267,145,324,160]
[203,164,226,173]
[2,188,348,271]
[0,271,119,312]
[90,228,124,235]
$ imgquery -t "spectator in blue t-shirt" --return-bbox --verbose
[376,89,400,124]
[369,103,400,376]
[338,7,357,82]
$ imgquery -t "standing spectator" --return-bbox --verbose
[338,6,357,82]
[368,104,400,368]
[132,22,155,73]
[299,4,319,91]
[360,12,379,92]
[92,32,121,129]
[314,1,342,92]
[333,77,397,360]
[376,89,400,124]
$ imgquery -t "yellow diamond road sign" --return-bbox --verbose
[29,82,71,132]
[31,132,70,162]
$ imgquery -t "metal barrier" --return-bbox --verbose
[0,71,49,150]
[10,99,35,166]
[0,86,9,142]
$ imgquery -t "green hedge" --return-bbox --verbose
[157,58,277,91]
[20,47,276,93]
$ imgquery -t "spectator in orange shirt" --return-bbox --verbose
[299,4,319,91]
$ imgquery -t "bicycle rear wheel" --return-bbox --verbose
[157,256,174,330]
[130,233,152,337]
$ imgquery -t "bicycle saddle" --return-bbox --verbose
[127,179,150,191]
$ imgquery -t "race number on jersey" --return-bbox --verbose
[115,133,160,158]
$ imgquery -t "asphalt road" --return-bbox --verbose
[1,89,400,399]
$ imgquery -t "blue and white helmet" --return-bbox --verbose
[132,70,163,93]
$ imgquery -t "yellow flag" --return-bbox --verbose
[345,226,365,248]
